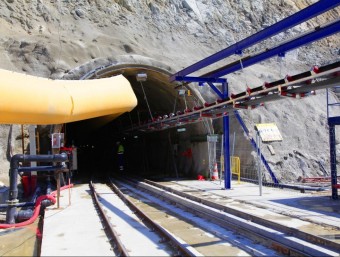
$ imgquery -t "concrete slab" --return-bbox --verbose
[172,180,340,228]
[40,184,113,256]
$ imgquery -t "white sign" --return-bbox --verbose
[255,123,283,142]
[51,133,64,149]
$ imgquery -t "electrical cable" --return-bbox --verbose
[172,96,177,115]
[183,86,188,111]
[239,54,250,91]
[139,81,153,120]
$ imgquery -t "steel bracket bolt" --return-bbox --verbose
[6,199,19,206]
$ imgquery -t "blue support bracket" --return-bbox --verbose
[175,76,227,84]
[278,52,286,58]
[222,82,231,189]
[207,82,224,100]
[170,0,340,81]
[329,123,338,200]
[204,19,340,78]
[234,110,279,184]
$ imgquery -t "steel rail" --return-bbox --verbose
[111,176,280,256]
[89,181,130,256]
[120,177,335,256]
[107,177,201,257]
[138,179,340,255]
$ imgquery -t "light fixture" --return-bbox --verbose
[178,89,186,96]
[136,72,147,82]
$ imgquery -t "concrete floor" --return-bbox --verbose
[39,179,340,256]
[174,179,340,228]
[40,184,113,256]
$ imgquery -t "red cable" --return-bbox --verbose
[0,184,73,229]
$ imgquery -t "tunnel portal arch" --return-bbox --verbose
[39,55,213,179]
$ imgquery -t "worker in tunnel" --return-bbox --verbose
[116,141,125,172]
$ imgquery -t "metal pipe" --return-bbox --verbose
[6,153,68,224]
[222,82,231,189]
[0,202,34,209]
[18,165,65,172]
[46,175,52,195]
[0,184,73,229]
[15,209,33,222]
[0,185,41,209]
[329,124,338,200]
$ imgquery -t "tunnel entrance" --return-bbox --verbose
[46,55,209,181]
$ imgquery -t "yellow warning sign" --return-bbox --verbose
[255,123,283,142]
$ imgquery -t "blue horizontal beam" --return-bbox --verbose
[175,76,227,83]
[169,0,340,82]
[204,20,340,78]
[207,82,224,99]
[329,116,340,126]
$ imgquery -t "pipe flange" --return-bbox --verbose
[6,199,19,206]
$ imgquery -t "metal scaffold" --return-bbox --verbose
[126,0,340,193]
[207,134,223,182]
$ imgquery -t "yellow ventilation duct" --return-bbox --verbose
[0,69,137,125]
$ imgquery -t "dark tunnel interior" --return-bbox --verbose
[60,67,197,181]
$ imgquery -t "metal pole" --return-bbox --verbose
[224,116,231,189]
[21,125,25,154]
[220,134,224,185]
[57,171,61,208]
[258,131,262,196]
[222,81,231,189]
[255,130,263,196]
[329,124,338,200]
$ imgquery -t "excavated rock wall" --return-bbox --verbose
[0,0,339,185]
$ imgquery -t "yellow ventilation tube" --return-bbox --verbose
[0,69,137,125]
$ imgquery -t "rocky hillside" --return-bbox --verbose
[0,0,339,185]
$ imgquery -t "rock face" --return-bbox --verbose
[0,0,339,184]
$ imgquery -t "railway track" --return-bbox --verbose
[89,177,340,256]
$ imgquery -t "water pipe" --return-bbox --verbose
[15,186,41,222]
[6,153,68,224]
[0,186,41,209]
[0,184,73,229]
[0,201,34,209]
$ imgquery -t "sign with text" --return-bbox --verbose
[51,133,64,149]
[255,123,283,142]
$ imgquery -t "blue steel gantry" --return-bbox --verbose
[130,0,340,196]
[170,0,340,193]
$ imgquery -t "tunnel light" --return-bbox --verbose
[136,72,147,82]
[178,89,186,96]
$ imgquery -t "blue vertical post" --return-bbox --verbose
[222,82,231,189]
[329,124,338,200]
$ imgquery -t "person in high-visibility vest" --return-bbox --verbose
[116,141,124,171]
